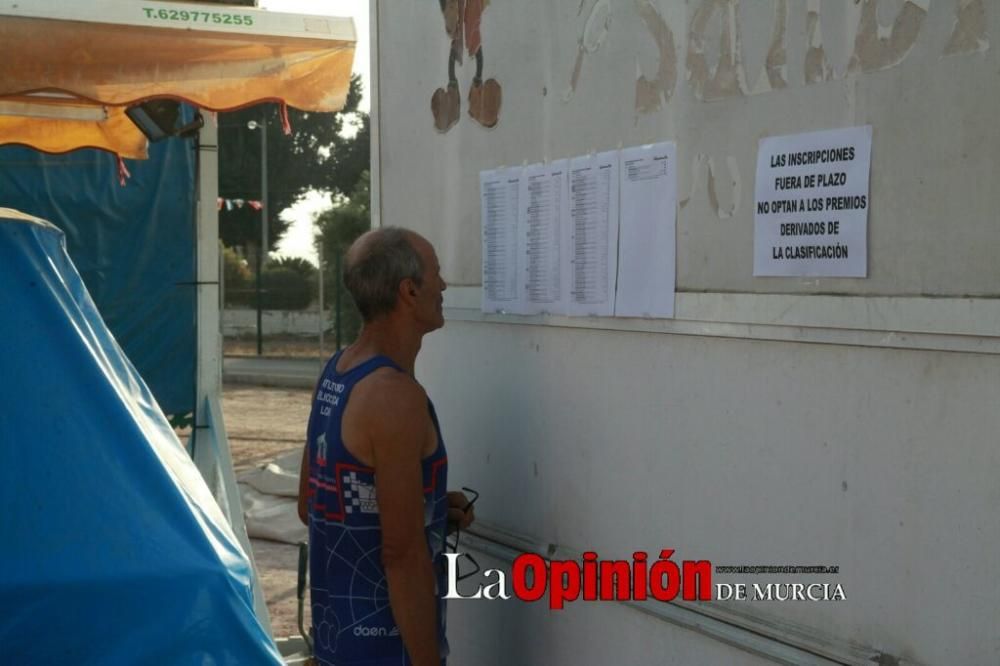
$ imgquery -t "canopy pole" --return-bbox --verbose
[195,117,274,637]
[196,120,221,430]
[255,110,269,356]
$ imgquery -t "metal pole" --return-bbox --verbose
[256,110,269,355]
[218,241,224,313]
[317,248,325,362]
[255,239,262,355]
[335,252,342,350]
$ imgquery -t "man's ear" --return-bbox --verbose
[399,277,418,304]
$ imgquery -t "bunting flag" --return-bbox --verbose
[217,198,263,211]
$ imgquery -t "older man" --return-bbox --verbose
[298,227,474,666]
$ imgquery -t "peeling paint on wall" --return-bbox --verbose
[583,0,613,51]
[804,0,833,84]
[634,0,678,115]
[687,0,750,101]
[679,154,706,210]
[431,0,502,132]
[760,0,789,92]
[944,0,989,56]
[707,156,741,219]
[563,0,612,101]
[555,0,987,112]
[678,154,740,220]
[848,0,928,73]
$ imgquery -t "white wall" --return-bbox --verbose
[418,314,1000,664]
[375,1,1000,663]
[376,0,999,296]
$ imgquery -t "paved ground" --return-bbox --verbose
[222,380,315,640]
[224,356,323,389]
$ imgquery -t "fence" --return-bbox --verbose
[221,245,359,359]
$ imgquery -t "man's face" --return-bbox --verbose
[411,236,447,332]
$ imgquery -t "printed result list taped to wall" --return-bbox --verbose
[481,167,521,312]
[479,145,678,319]
[518,160,568,314]
[565,151,619,317]
[616,142,677,318]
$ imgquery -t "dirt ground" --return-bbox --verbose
[222,382,315,640]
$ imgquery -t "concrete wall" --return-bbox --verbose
[418,312,999,664]
[223,308,326,336]
[374,1,1000,663]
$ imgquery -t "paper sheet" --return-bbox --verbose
[481,167,523,313]
[615,142,677,318]
[518,160,568,314]
[564,151,619,316]
[754,125,872,277]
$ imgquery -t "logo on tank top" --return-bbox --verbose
[353,625,400,638]
[317,378,345,417]
[343,471,379,514]
[317,433,328,466]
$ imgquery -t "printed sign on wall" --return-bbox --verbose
[754,126,872,277]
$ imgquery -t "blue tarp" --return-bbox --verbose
[0,135,196,416]
[0,210,281,665]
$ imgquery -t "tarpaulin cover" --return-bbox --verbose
[0,209,282,665]
[0,137,196,416]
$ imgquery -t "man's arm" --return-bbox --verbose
[366,374,440,666]
[297,444,309,526]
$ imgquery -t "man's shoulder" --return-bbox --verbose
[352,367,427,417]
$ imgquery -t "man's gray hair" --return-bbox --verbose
[343,227,424,322]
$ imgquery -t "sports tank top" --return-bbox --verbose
[306,350,449,666]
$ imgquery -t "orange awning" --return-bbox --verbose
[0,101,148,160]
[0,8,355,158]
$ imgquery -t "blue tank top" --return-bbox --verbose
[306,350,449,666]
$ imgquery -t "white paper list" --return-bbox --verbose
[616,142,677,318]
[518,160,567,314]
[564,151,619,317]
[481,167,522,313]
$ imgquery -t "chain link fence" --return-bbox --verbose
[221,244,360,360]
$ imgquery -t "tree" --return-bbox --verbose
[261,256,318,310]
[222,246,254,307]
[315,171,371,343]
[217,74,369,253]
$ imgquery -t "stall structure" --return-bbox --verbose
[0,1,355,658]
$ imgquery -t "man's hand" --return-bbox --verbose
[447,490,476,533]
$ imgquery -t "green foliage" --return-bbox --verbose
[218,74,369,251]
[258,256,317,311]
[222,245,254,307]
[267,256,317,280]
[315,172,371,343]
[261,265,315,311]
